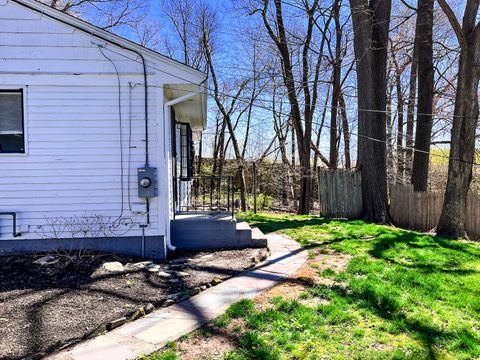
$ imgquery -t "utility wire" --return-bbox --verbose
[99,45,480,167]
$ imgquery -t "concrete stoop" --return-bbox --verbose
[171,213,267,250]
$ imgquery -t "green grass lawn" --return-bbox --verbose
[144,213,480,360]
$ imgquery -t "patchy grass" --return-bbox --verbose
[145,213,480,360]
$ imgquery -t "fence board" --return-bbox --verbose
[390,184,480,240]
[318,168,362,218]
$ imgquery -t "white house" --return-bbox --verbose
[0,0,214,259]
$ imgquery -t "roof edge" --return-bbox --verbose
[9,0,207,80]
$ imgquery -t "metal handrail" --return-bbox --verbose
[174,175,235,218]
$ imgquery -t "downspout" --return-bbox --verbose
[163,91,200,252]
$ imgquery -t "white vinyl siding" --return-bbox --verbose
[0,0,206,241]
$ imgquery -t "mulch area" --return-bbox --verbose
[0,247,269,360]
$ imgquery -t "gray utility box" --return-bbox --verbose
[137,167,157,198]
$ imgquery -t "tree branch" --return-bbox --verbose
[437,0,467,51]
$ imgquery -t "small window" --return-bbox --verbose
[179,123,193,181]
[0,90,25,154]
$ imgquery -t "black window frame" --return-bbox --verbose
[0,89,25,154]
[178,122,193,181]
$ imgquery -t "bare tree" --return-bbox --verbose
[252,0,330,214]
[41,0,147,30]
[437,0,480,238]
[160,0,207,70]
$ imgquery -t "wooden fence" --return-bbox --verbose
[318,168,362,218]
[390,184,480,240]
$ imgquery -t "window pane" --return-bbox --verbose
[0,91,24,153]
[0,92,22,133]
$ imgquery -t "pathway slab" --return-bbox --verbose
[46,233,306,360]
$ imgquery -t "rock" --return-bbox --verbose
[211,277,222,286]
[190,287,200,296]
[145,264,161,272]
[33,255,58,266]
[144,303,155,314]
[102,261,124,272]
[174,271,191,278]
[176,293,190,302]
[260,252,269,262]
[126,261,152,271]
[0,318,8,323]
[167,292,182,300]
[129,307,145,321]
[163,299,175,307]
[167,264,186,269]
[157,271,172,278]
[200,254,214,260]
[107,317,126,330]
[168,291,189,302]
[200,285,207,291]
[169,278,180,283]
[206,283,212,288]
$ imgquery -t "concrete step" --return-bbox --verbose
[171,213,267,250]
[251,227,268,248]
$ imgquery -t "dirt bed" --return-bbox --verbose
[0,247,268,360]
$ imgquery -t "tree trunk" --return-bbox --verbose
[329,0,342,169]
[395,69,405,183]
[339,93,351,169]
[437,1,480,237]
[411,0,435,191]
[350,0,391,222]
[405,41,418,179]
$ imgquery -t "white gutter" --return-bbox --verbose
[163,91,200,252]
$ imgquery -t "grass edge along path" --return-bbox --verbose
[142,212,480,360]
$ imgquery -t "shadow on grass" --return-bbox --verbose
[233,213,480,359]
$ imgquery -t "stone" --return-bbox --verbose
[176,293,190,302]
[200,254,214,260]
[33,255,58,266]
[163,299,175,307]
[200,285,207,291]
[126,261,152,271]
[0,318,8,323]
[169,278,180,283]
[167,264,186,269]
[106,317,126,331]
[211,277,223,286]
[102,261,124,272]
[146,264,161,272]
[157,271,172,278]
[190,287,200,296]
[167,292,183,300]
[144,303,155,314]
[89,324,107,338]
[252,256,261,264]
[174,271,191,278]
[129,307,145,321]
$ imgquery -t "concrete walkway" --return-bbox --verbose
[48,234,307,360]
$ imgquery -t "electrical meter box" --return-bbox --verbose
[137,167,157,198]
